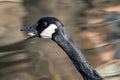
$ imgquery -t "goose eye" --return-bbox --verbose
[36,23,39,26]
[42,22,47,27]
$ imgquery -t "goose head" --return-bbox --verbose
[21,17,65,40]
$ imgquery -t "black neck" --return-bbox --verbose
[52,29,103,80]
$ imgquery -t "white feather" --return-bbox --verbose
[40,24,57,38]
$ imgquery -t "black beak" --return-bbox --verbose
[21,24,36,31]
[21,24,38,40]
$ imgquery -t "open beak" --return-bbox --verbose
[21,24,38,40]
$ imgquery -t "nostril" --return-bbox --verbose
[20,28,24,31]
[29,27,32,29]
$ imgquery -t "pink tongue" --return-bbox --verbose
[27,32,35,36]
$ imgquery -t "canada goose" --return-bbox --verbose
[21,17,103,80]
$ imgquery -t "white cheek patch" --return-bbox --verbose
[40,24,57,38]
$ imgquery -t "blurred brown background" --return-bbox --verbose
[0,0,120,80]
